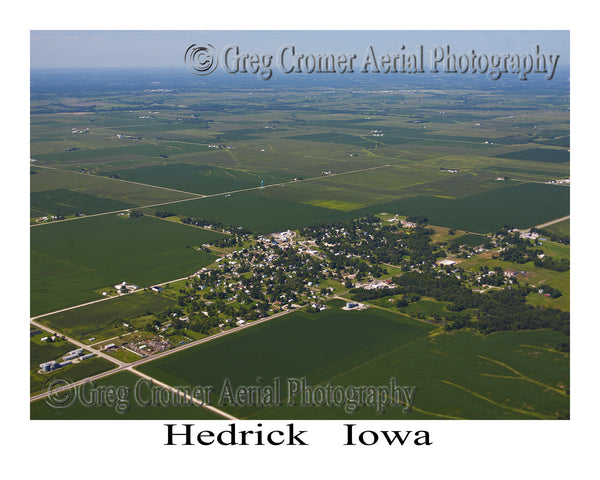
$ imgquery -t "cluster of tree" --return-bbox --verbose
[129,210,144,218]
[530,227,569,245]
[533,256,569,272]
[405,215,428,224]
[183,114,209,127]
[181,216,251,237]
[378,271,570,335]
[300,215,443,267]
[350,286,403,302]
[538,284,563,298]
[154,210,176,218]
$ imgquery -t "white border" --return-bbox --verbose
[3,1,596,478]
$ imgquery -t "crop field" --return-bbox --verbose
[105,163,291,195]
[33,144,173,165]
[544,219,570,237]
[136,304,568,420]
[30,166,196,207]
[30,371,222,419]
[30,188,135,218]
[31,214,224,315]
[494,148,570,163]
[349,182,570,233]
[285,132,378,147]
[37,291,176,342]
[165,191,355,233]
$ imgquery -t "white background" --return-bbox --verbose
[2,1,596,478]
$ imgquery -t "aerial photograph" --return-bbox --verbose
[29,30,570,421]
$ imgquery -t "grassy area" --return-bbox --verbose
[457,250,570,311]
[451,233,486,247]
[31,214,224,315]
[543,219,570,237]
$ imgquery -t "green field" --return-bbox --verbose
[37,291,176,342]
[106,163,290,195]
[285,132,377,147]
[494,148,570,163]
[31,214,224,315]
[544,219,570,237]
[31,166,195,205]
[351,182,570,233]
[137,305,568,419]
[165,182,569,235]
[451,233,486,247]
[34,144,172,165]
[30,371,222,419]
[30,188,135,218]
[168,191,354,233]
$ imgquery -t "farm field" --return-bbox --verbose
[36,291,176,342]
[30,166,196,208]
[544,219,570,237]
[350,182,570,233]
[31,214,224,315]
[30,188,135,218]
[494,148,570,163]
[104,163,291,195]
[163,191,356,233]
[136,303,568,420]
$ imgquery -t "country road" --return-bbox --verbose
[535,215,570,229]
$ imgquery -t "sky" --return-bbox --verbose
[30,30,569,69]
